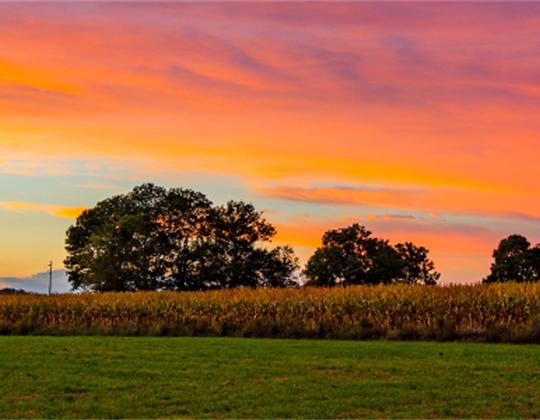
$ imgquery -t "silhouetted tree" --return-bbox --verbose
[484,234,540,283]
[0,288,31,295]
[395,242,440,285]
[198,201,298,288]
[64,184,298,292]
[304,224,439,286]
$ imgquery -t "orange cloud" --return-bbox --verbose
[1,2,540,285]
[0,2,539,200]
[341,215,415,222]
[0,202,86,219]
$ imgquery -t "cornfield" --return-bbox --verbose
[1,283,540,342]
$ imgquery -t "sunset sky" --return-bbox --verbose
[2,2,540,292]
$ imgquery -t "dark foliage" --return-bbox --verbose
[4,316,540,344]
[484,234,540,283]
[0,288,31,295]
[64,183,299,292]
[303,223,440,286]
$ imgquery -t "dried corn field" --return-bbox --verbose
[2,283,540,342]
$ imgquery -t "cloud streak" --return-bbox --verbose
[0,202,86,219]
[258,183,540,222]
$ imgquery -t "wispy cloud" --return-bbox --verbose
[259,184,420,208]
[0,160,73,176]
[258,183,540,221]
[0,202,86,219]
[71,183,121,190]
[341,215,416,222]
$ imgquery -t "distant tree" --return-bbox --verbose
[304,224,439,286]
[484,234,540,283]
[0,288,31,295]
[64,184,299,292]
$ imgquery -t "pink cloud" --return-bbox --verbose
[1,2,540,285]
[341,215,415,222]
[259,184,540,222]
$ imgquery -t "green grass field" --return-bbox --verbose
[0,336,539,419]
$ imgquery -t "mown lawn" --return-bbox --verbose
[0,336,539,419]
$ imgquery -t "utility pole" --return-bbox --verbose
[48,261,53,295]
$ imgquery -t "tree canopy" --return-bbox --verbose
[303,224,440,286]
[483,234,540,283]
[64,184,298,292]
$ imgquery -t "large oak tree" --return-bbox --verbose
[64,184,298,292]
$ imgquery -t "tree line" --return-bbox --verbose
[64,184,536,292]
